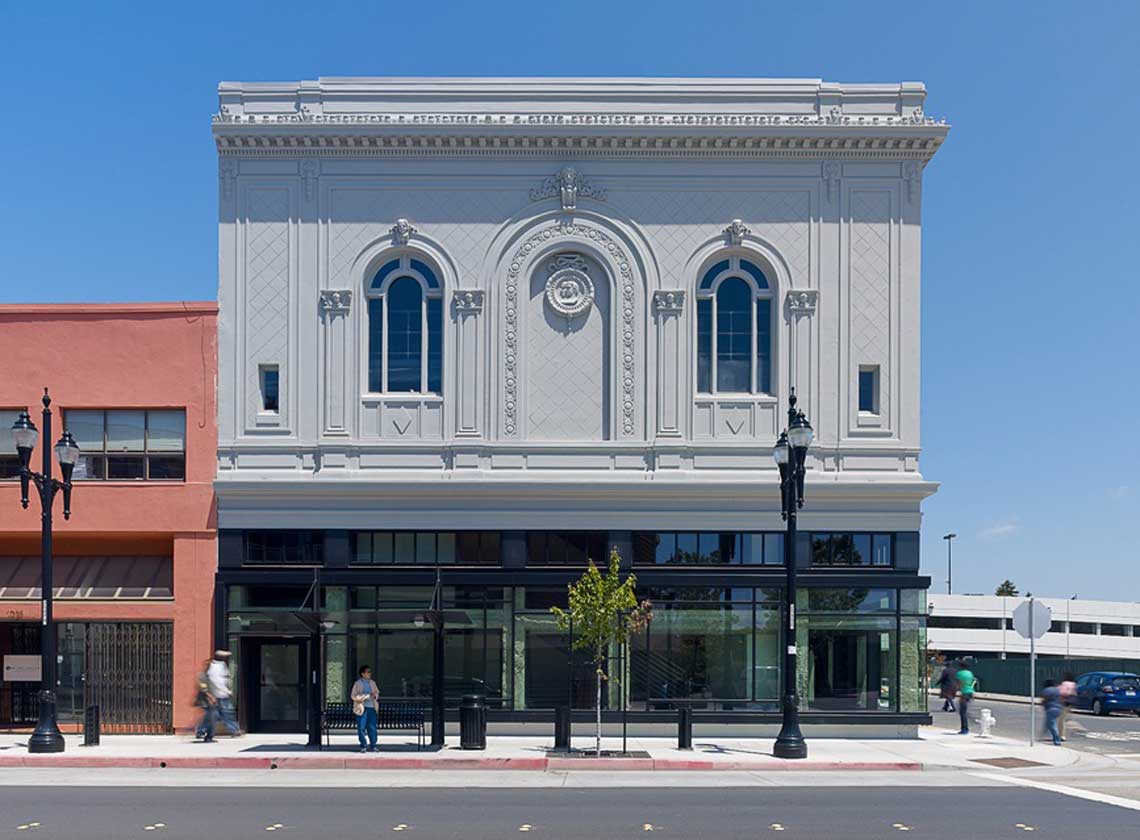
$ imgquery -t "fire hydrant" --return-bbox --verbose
[979,708,996,738]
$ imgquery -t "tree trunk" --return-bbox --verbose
[595,664,602,756]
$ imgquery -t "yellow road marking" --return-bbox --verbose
[893,824,911,832]
[643,824,655,832]
[393,825,409,832]
[519,825,532,832]
[770,824,785,831]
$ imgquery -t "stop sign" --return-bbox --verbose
[1012,600,1051,639]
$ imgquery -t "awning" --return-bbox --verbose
[0,556,173,600]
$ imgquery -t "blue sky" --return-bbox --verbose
[2,2,1137,599]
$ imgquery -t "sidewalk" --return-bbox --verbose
[0,726,1085,772]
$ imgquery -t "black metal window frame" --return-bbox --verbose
[350,531,501,566]
[633,531,785,566]
[525,531,608,566]
[62,408,187,482]
[244,531,325,566]
[808,531,895,568]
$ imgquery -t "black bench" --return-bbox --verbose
[321,701,426,750]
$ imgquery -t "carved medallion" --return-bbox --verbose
[544,254,594,319]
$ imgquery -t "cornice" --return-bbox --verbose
[214,130,946,161]
[213,77,948,161]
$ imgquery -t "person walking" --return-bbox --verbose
[936,663,958,712]
[955,660,977,734]
[1058,672,1077,742]
[351,665,380,753]
[206,650,242,738]
[194,658,215,741]
[1042,679,1063,745]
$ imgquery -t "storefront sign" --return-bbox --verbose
[2,655,41,682]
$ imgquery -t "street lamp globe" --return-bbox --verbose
[787,411,813,450]
[772,431,790,466]
[54,431,80,467]
[11,411,38,459]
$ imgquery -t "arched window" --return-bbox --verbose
[366,255,443,394]
[696,257,773,395]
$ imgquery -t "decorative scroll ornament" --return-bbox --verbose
[544,254,595,320]
[390,218,416,245]
[653,290,685,314]
[786,289,819,315]
[724,219,750,246]
[530,166,606,210]
[453,289,485,313]
[319,289,352,313]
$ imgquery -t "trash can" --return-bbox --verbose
[83,704,101,747]
[459,694,486,750]
[554,705,571,751]
[677,706,692,750]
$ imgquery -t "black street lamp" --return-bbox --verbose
[772,389,812,760]
[11,389,79,754]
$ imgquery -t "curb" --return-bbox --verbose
[0,755,922,772]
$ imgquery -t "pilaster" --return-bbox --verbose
[453,290,485,438]
[319,290,353,437]
[653,290,686,438]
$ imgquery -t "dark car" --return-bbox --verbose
[1074,672,1140,716]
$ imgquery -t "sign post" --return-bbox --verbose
[1012,597,1051,746]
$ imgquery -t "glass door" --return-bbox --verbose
[249,639,308,733]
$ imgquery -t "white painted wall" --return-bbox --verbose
[213,78,948,531]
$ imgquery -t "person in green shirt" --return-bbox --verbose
[955,662,977,734]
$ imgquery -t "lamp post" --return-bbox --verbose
[10,389,80,754]
[942,533,957,595]
[772,389,812,760]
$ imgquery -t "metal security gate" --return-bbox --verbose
[85,623,173,733]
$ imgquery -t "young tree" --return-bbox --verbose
[551,548,651,756]
[995,579,1019,597]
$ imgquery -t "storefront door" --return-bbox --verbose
[246,639,308,733]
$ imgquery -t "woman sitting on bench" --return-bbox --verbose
[351,665,380,752]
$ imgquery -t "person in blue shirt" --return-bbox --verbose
[351,665,380,752]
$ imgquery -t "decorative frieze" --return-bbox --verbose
[724,219,750,246]
[390,218,416,245]
[530,167,606,210]
[786,289,819,315]
[653,290,685,315]
[319,289,352,313]
[453,289,485,313]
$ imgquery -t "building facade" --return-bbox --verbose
[928,594,1140,661]
[213,78,948,734]
[0,303,218,733]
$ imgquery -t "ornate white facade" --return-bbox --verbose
[214,78,948,533]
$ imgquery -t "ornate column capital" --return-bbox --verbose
[453,289,485,314]
[319,289,353,314]
[786,289,819,316]
[653,290,685,315]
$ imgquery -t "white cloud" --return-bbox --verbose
[978,519,1019,540]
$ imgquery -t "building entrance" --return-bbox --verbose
[243,638,308,733]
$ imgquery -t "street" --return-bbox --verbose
[0,783,1136,839]
[930,696,1140,754]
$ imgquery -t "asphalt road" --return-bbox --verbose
[0,785,1134,839]
[930,696,1140,754]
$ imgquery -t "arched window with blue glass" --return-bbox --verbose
[366,255,443,394]
[696,256,774,395]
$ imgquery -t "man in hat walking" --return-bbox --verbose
[204,649,242,739]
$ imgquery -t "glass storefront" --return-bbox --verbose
[224,582,927,726]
